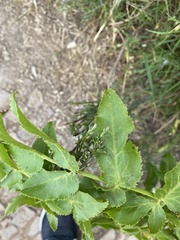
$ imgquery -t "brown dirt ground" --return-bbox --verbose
[0,0,121,146]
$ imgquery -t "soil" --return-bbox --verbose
[0,0,111,135]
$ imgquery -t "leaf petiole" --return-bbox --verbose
[79,170,103,183]
[131,187,156,200]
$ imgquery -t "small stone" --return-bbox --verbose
[5,111,18,124]
[67,41,76,49]
[99,229,116,240]
[9,132,23,143]
[116,235,127,240]
[12,206,35,228]
[31,66,39,80]
[0,189,18,206]
[1,218,10,228]
[17,128,33,141]
[2,46,10,61]
[28,89,43,109]
[28,216,40,237]
[45,107,54,118]
[0,65,12,89]
[0,203,5,224]
[117,234,138,240]
[11,236,21,240]
[33,233,41,240]
[126,236,137,240]
[0,89,10,110]
[0,225,18,240]
[0,202,5,213]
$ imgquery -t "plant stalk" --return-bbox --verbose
[132,187,156,200]
[79,170,103,182]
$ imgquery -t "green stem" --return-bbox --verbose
[132,187,157,200]
[17,168,30,178]
[79,170,103,182]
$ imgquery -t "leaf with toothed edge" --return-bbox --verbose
[99,187,126,208]
[1,88,179,238]
[92,214,120,229]
[155,162,180,213]
[0,115,58,174]
[0,162,11,182]
[4,194,37,216]
[0,170,22,190]
[46,212,58,232]
[0,143,17,169]
[45,198,73,216]
[32,121,57,156]
[93,88,142,188]
[148,203,166,234]
[6,145,44,174]
[107,191,154,226]
[21,169,79,200]
[79,220,94,240]
[72,191,108,223]
[10,93,79,172]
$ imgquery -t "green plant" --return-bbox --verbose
[64,0,180,160]
[0,89,180,239]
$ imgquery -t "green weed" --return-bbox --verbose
[63,0,180,162]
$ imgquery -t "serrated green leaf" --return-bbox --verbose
[10,94,79,172]
[94,89,142,188]
[0,162,11,182]
[45,199,72,215]
[40,202,55,215]
[176,229,180,239]
[33,122,59,171]
[135,233,150,240]
[32,137,49,156]
[0,115,58,174]
[22,169,79,200]
[72,191,108,222]
[0,167,7,182]
[100,187,126,208]
[155,229,176,240]
[166,212,180,228]
[92,214,120,229]
[0,143,17,169]
[0,170,22,190]
[123,225,142,235]
[107,191,153,225]
[32,121,57,155]
[79,220,94,240]
[160,152,177,185]
[80,177,126,208]
[42,121,57,141]
[79,177,102,199]
[155,162,180,213]
[7,145,43,174]
[46,212,58,232]
[46,142,78,171]
[148,204,166,233]
[5,194,36,216]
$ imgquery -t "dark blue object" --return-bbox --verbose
[41,214,77,240]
